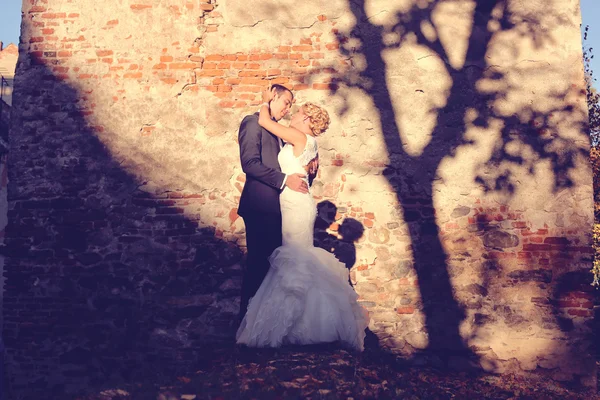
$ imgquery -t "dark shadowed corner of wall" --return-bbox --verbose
[1,17,245,400]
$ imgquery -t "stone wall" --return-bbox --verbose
[4,0,596,396]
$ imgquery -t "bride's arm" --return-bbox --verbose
[258,105,307,148]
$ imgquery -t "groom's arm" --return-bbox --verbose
[239,115,286,190]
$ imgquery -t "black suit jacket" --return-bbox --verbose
[238,113,286,217]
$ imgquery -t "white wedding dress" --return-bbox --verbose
[236,134,369,351]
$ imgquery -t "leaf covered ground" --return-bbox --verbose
[75,344,599,400]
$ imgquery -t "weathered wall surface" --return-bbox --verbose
[0,43,18,106]
[5,0,595,396]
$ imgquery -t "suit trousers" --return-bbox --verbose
[239,212,283,319]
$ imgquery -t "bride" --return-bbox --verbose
[235,89,369,351]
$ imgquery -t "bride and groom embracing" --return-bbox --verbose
[235,84,369,351]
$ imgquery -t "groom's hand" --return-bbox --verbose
[286,173,309,194]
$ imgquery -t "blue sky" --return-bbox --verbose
[0,1,21,48]
[0,0,599,72]
[581,0,600,79]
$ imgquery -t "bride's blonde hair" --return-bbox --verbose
[302,103,330,137]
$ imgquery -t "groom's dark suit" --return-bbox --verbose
[238,112,285,320]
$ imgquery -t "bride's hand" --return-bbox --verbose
[258,94,271,127]
[261,85,275,105]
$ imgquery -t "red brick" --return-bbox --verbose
[130,4,152,11]
[570,291,594,300]
[205,54,223,61]
[580,300,594,309]
[544,237,570,245]
[570,246,593,253]
[237,86,263,92]
[229,208,239,224]
[107,19,119,25]
[160,55,173,62]
[239,78,262,85]
[567,309,593,317]
[219,100,235,108]
[558,300,580,308]
[396,307,415,314]
[96,50,113,57]
[42,12,67,19]
[270,77,289,84]
[200,3,214,11]
[29,6,47,13]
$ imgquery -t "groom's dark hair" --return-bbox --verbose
[272,84,293,100]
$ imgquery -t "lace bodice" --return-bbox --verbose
[278,135,318,175]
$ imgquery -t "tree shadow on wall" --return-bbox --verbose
[326,0,591,372]
[2,54,244,399]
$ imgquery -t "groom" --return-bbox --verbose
[237,84,308,321]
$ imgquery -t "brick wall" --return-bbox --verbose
[4,0,596,397]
